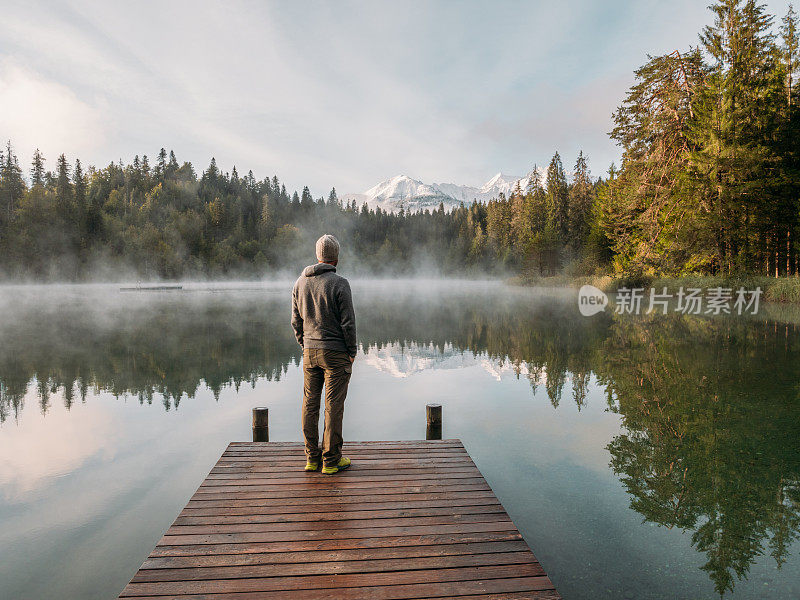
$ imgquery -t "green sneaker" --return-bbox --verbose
[304,460,320,472]
[321,457,351,474]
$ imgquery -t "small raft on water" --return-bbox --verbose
[119,285,183,292]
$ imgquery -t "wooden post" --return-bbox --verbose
[426,403,442,440]
[252,407,269,442]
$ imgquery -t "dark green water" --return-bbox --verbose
[0,281,798,599]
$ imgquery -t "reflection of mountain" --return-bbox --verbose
[361,341,546,385]
[362,342,473,378]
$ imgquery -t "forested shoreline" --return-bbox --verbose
[0,0,798,282]
[0,142,604,279]
[603,0,800,277]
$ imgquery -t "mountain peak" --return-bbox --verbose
[347,171,534,214]
[481,172,522,193]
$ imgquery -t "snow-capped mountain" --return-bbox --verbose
[360,341,548,385]
[480,172,530,196]
[361,176,453,212]
[343,171,543,214]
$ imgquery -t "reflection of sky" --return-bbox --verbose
[1,338,799,600]
[0,385,116,499]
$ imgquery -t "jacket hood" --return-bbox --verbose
[303,263,337,277]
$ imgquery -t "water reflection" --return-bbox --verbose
[0,283,798,596]
[0,288,300,419]
[599,315,800,596]
[0,284,607,420]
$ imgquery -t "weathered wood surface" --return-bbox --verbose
[118,440,560,599]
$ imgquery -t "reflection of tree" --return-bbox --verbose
[0,294,300,421]
[0,288,609,422]
[356,290,610,408]
[599,314,800,596]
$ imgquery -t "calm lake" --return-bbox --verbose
[0,280,798,600]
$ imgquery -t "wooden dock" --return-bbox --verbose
[120,285,183,292]
[118,439,560,599]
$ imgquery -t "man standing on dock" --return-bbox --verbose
[291,234,357,474]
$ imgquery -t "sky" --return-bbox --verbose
[0,0,794,196]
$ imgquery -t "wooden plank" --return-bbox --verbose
[157,521,521,546]
[214,463,471,470]
[131,551,539,582]
[163,513,512,536]
[211,461,476,471]
[119,578,557,599]
[119,580,558,599]
[221,446,467,453]
[184,491,498,509]
[117,441,560,599]
[174,505,506,524]
[121,564,545,595]
[141,540,531,569]
[150,531,526,558]
[192,480,492,493]
[194,480,489,493]
[227,440,465,446]
[218,452,470,460]
[189,483,494,501]
[178,501,503,516]
[201,469,482,481]
[197,477,488,489]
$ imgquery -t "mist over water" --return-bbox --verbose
[0,280,798,599]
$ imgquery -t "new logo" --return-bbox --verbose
[578,285,608,316]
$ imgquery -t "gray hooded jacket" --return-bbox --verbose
[291,263,357,357]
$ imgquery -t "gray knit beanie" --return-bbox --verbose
[315,234,340,262]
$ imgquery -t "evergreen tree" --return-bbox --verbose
[71,158,88,253]
[693,0,781,274]
[1,142,24,218]
[779,5,800,273]
[300,186,314,210]
[167,150,179,175]
[602,49,707,274]
[545,152,569,245]
[568,151,593,253]
[156,147,167,179]
[73,159,86,209]
[525,166,539,195]
[141,154,150,177]
[55,154,73,223]
[782,4,799,106]
[31,148,45,188]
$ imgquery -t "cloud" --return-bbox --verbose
[471,73,634,176]
[0,0,793,193]
[0,58,109,164]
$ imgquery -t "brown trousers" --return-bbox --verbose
[302,348,352,467]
